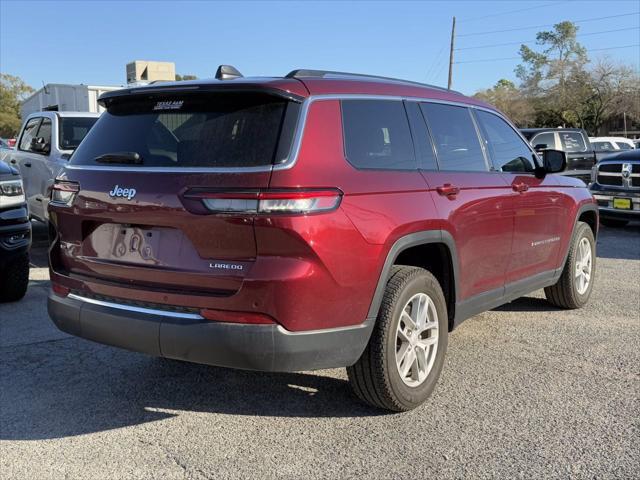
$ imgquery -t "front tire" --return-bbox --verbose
[347,266,448,412]
[544,221,595,309]
[0,253,29,303]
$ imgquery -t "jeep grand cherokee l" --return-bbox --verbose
[47,66,598,411]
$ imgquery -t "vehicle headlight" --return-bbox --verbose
[0,179,25,208]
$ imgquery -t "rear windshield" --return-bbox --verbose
[558,132,586,152]
[70,92,296,168]
[59,117,98,150]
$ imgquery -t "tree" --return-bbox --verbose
[515,21,588,126]
[0,73,34,137]
[175,74,197,81]
[474,79,534,127]
[581,59,640,134]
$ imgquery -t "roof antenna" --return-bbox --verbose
[215,65,243,80]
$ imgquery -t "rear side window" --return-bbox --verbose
[592,141,615,151]
[475,110,535,173]
[71,93,293,168]
[531,132,555,150]
[341,100,416,170]
[420,103,486,172]
[615,142,632,150]
[59,117,98,150]
[19,118,41,151]
[559,132,586,152]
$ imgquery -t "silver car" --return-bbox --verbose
[1,111,100,221]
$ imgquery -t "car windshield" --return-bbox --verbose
[70,92,295,168]
[59,117,99,150]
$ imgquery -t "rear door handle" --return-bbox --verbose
[436,184,460,198]
[512,182,529,193]
[24,162,32,167]
[10,159,16,164]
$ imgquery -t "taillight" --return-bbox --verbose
[184,188,342,215]
[51,181,80,206]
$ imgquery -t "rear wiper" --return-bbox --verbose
[94,152,143,165]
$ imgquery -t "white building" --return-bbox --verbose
[21,83,123,119]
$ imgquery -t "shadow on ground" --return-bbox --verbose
[0,341,385,441]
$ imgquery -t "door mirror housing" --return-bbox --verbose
[535,149,567,178]
[533,143,548,151]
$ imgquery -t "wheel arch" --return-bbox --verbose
[367,230,459,332]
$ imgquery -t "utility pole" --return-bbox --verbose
[623,111,627,137]
[447,16,456,90]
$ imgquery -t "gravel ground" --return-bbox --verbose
[1,222,638,479]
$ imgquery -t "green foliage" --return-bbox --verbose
[476,21,639,135]
[474,79,534,127]
[175,74,197,81]
[0,73,33,138]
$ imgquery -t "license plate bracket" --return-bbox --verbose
[613,198,631,210]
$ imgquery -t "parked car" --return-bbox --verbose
[520,128,597,183]
[1,112,100,221]
[590,136,636,161]
[590,149,639,227]
[47,66,598,411]
[0,161,30,302]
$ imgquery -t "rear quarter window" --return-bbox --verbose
[341,100,416,170]
[70,92,294,168]
[559,132,586,152]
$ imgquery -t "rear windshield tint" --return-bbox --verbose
[70,92,295,168]
[558,132,586,152]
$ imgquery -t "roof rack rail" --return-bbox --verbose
[285,69,458,93]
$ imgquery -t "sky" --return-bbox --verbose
[1,0,638,95]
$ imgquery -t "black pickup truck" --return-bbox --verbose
[0,160,30,302]
[520,128,597,184]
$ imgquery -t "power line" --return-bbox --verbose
[458,12,640,37]
[456,26,640,51]
[454,44,640,64]
[457,1,566,23]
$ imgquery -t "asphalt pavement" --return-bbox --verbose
[0,221,638,479]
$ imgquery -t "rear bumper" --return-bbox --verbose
[48,291,372,371]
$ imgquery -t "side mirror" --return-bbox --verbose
[535,149,566,178]
[533,143,548,151]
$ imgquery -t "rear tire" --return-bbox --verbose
[544,222,595,309]
[0,253,29,303]
[600,218,628,228]
[347,266,448,412]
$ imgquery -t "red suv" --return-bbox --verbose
[48,67,598,411]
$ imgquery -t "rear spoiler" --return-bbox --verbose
[98,82,306,107]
